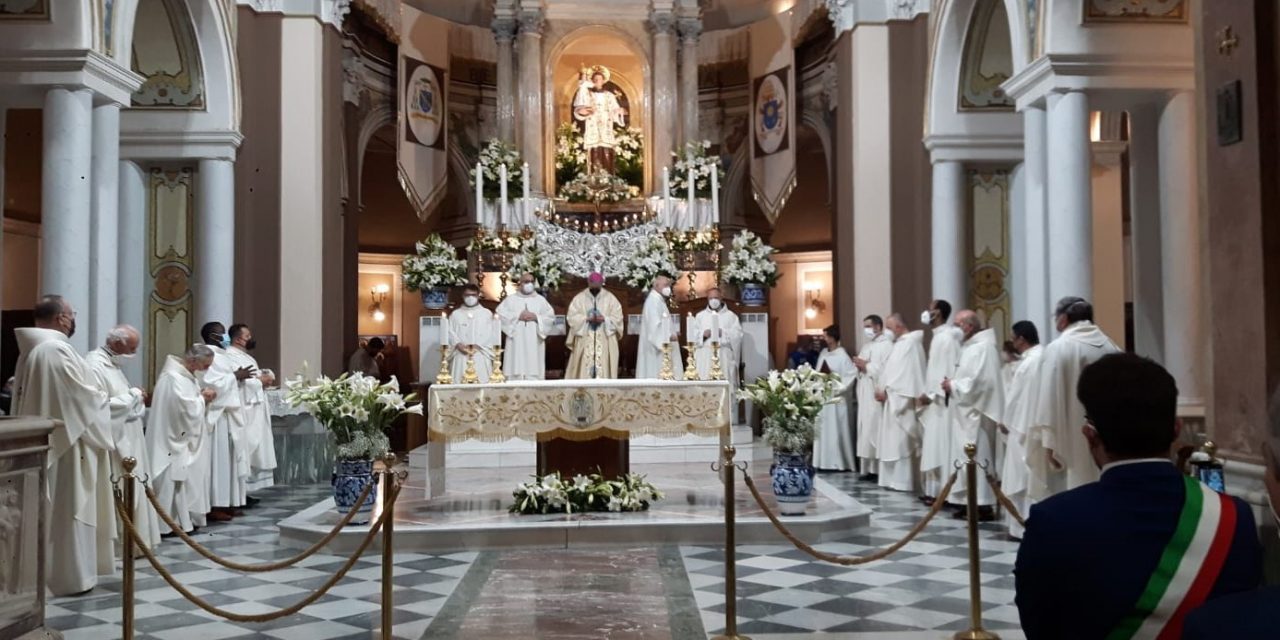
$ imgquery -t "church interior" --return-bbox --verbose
[2,0,1280,639]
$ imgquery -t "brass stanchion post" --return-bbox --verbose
[712,446,749,640]
[121,456,138,640]
[381,451,397,640]
[954,444,999,640]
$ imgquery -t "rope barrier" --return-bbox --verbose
[114,482,401,624]
[983,468,1026,527]
[141,478,377,572]
[740,468,960,566]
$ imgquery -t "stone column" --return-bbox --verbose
[516,8,545,194]
[493,17,517,144]
[1022,104,1051,333]
[1008,162,1027,323]
[1157,90,1204,408]
[195,158,235,327]
[1127,104,1165,361]
[42,87,94,352]
[930,160,967,308]
[651,9,677,187]
[118,160,148,385]
[1044,90,1093,314]
[89,103,120,345]
[678,17,701,147]
[1091,140,1128,344]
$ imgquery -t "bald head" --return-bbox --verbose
[105,325,141,356]
[34,295,76,337]
[886,313,908,337]
[954,310,982,341]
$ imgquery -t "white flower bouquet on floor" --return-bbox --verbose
[284,372,422,460]
[737,365,840,453]
[510,471,664,514]
[620,234,679,290]
[401,234,468,292]
[722,230,779,287]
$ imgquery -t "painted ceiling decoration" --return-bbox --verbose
[131,0,206,108]
[958,0,1014,111]
[1084,0,1186,22]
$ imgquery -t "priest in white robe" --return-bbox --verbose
[919,300,962,502]
[691,288,743,387]
[636,275,684,379]
[852,315,893,479]
[877,314,927,492]
[199,322,250,518]
[225,324,277,494]
[813,325,858,471]
[999,320,1044,539]
[12,295,113,595]
[84,325,161,550]
[496,273,556,380]
[565,273,623,379]
[942,310,1005,516]
[1027,297,1121,502]
[450,284,499,382]
[147,346,217,535]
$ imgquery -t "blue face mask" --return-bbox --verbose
[220,333,231,349]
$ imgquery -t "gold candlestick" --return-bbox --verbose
[435,345,453,384]
[489,346,507,383]
[462,351,480,384]
[710,341,725,381]
[685,342,701,381]
[660,342,675,381]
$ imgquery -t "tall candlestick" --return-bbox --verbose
[663,165,671,219]
[499,163,509,227]
[687,312,696,342]
[710,163,720,224]
[686,153,695,222]
[521,161,530,225]
[475,162,484,225]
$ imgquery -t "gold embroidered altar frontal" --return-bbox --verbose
[427,379,733,442]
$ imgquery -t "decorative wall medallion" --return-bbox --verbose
[0,0,47,19]
[1084,0,1185,23]
[969,170,1010,342]
[753,66,790,158]
[147,167,195,385]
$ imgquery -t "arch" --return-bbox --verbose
[798,108,834,206]
[130,0,206,108]
[356,102,395,208]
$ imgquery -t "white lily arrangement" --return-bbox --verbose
[558,170,636,204]
[510,471,664,514]
[669,140,725,198]
[505,243,567,291]
[471,138,524,200]
[284,372,423,460]
[554,122,645,193]
[468,227,527,253]
[722,230,780,287]
[737,365,840,453]
[401,234,468,292]
[620,234,679,290]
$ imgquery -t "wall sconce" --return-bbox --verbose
[369,283,390,323]
[804,283,825,320]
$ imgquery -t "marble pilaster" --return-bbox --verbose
[196,158,236,328]
[677,18,701,147]
[930,160,966,308]
[1127,104,1165,362]
[493,17,517,144]
[1044,90,1093,315]
[1021,104,1051,334]
[650,9,677,187]
[41,87,94,352]
[117,160,148,385]
[89,103,121,346]
[517,8,545,194]
[1157,91,1204,409]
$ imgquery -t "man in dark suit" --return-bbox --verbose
[1014,353,1261,640]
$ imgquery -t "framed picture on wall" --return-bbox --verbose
[1216,80,1242,146]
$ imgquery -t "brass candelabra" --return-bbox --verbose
[685,341,701,381]
[710,342,725,381]
[435,345,453,384]
[462,351,479,384]
[660,342,675,381]
[489,346,507,383]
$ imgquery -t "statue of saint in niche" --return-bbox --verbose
[572,65,629,175]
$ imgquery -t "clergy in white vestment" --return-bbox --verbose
[998,320,1044,539]
[919,300,962,502]
[198,322,250,518]
[12,296,113,595]
[565,273,623,379]
[84,325,162,550]
[692,288,743,387]
[877,315,927,492]
[852,315,893,478]
[450,284,499,382]
[224,324,277,493]
[496,273,557,380]
[942,311,1005,514]
[636,275,684,379]
[146,346,217,535]
[813,325,858,471]
[1026,297,1121,502]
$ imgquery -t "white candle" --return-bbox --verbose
[521,162,530,223]
[686,153,695,219]
[687,312,695,342]
[475,162,484,225]
[710,163,720,224]
[499,163,509,227]
[440,310,450,352]
[663,165,671,218]
[713,309,720,340]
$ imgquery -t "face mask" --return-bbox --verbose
[110,350,137,364]
[708,298,722,310]
[863,327,875,339]
[521,283,534,295]
[66,318,77,338]
[245,339,258,351]
[464,295,479,307]
[920,310,932,324]
[661,286,672,298]
[220,333,231,349]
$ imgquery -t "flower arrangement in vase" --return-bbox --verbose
[471,139,525,200]
[402,234,468,308]
[669,140,725,198]
[505,244,567,292]
[722,230,780,306]
[620,234,679,290]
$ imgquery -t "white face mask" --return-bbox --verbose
[708,298,722,310]
[661,286,672,298]
[521,283,534,295]
[464,295,479,307]
[863,327,876,339]
[920,310,932,324]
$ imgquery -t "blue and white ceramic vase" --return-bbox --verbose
[333,458,378,522]
[740,283,767,307]
[421,287,449,309]
[770,451,815,515]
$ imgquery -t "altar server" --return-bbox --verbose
[565,273,623,379]
[496,273,556,380]
[852,315,893,479]
[199,322,249,519]
[1027,297,1120,502]
[450,285,498,382]
[942,310,1005,518]
[692,288,743,386]
[919,299,962,503]
[999,320,1043,539]
[147,345,217,535]
[13,295,114,595]
[85,325,162,549]
[636,274,684,379]
[877,314,926,492]
[814,325,857,470]
[225,324,277,494]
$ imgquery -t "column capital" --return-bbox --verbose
[492,17,518,44]
[677,17,702,44]
[236,0,351,30]
[517,9,545,37]
[650,10,676,36]
[825,0,929,36]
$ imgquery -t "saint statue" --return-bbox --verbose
[573,65,628,175]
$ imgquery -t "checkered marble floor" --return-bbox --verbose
[47,473,1024,639]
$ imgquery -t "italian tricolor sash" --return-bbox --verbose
[1106,476,1238,640]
